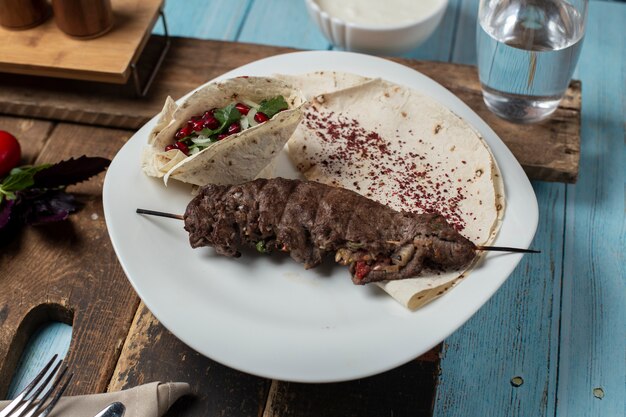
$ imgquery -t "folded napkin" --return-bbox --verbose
[0,381,190,417]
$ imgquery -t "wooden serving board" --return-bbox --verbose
[0,114,440,416]
[0,36,580,183]
[0,0,163,83]
[0,34,582,416]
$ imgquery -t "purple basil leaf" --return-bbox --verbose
[22,190,80,225]
[33,156,111,189]
[0,199,15,229]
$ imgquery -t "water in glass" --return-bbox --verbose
[477,0,586,123]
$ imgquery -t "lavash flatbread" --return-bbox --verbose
[251,72,372,179]
[142,76,306,186]
[285,74,504,309]
[275,71,371,100]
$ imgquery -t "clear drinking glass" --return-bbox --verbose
[477,0,588,123]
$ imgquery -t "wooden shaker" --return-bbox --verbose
[52,0,114,39]
[0,0,50,30]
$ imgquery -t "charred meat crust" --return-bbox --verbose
[184,178,476,284]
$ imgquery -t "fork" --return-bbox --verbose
[0,355,73,417]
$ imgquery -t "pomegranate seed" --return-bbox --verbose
[192,120,204,131]
[227,122,241,135]
[175,125,192,140]
[203,117,219,130]
[164,144,176,151]
[190,115,201,122]
[235,103,250,115]
[254,112,269,123]
[175,141,189,155]
[202,110,214,119]
[217,134,229,140]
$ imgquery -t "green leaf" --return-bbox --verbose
[213,104,241,132]
[198,128,215,137]
[258,96,288,118]
[0,165,50,200]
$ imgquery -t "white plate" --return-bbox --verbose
[103,51,538,383]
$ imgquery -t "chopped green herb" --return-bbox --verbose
[258,96,288,118]
[214,104,242,130]
[199,128,216,137]
[256,240,268,253]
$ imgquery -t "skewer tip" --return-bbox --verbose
[478,245,540,254]
[136,208,184,220]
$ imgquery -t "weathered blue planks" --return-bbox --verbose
[401,0,463,62]
[237,0,330,49]
[154,0,251,40]
[434,2,625,417]
[433,0,567,416]
[7,2,625,417]
[433,181,565,417]
[559,2,626,416]
[448,0,480,65]
[6,323,72,399]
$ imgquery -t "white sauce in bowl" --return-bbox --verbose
[315,0,444,27]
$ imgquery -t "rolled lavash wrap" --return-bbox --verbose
[285,75,504,309]
[141,76,306,186]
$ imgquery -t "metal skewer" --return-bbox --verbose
[136,208,541,254]
[136,208,184,220]
[477,245,540,254]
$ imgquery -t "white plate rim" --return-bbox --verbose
[103,50,539,383]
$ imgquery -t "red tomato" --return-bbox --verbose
[0,130,21,178]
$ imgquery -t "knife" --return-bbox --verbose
[93,402,125,417]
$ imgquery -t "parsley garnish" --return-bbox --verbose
[214,104,242,130]
[258,96,288,118]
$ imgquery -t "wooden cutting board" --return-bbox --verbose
[0,111,439,416]
[0,36,580,183]
[0,0,163,83]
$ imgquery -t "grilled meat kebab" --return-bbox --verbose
[183,177,476,284]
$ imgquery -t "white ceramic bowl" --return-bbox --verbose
[304,0,448,55]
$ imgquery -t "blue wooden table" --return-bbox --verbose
[8,1,624,416]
